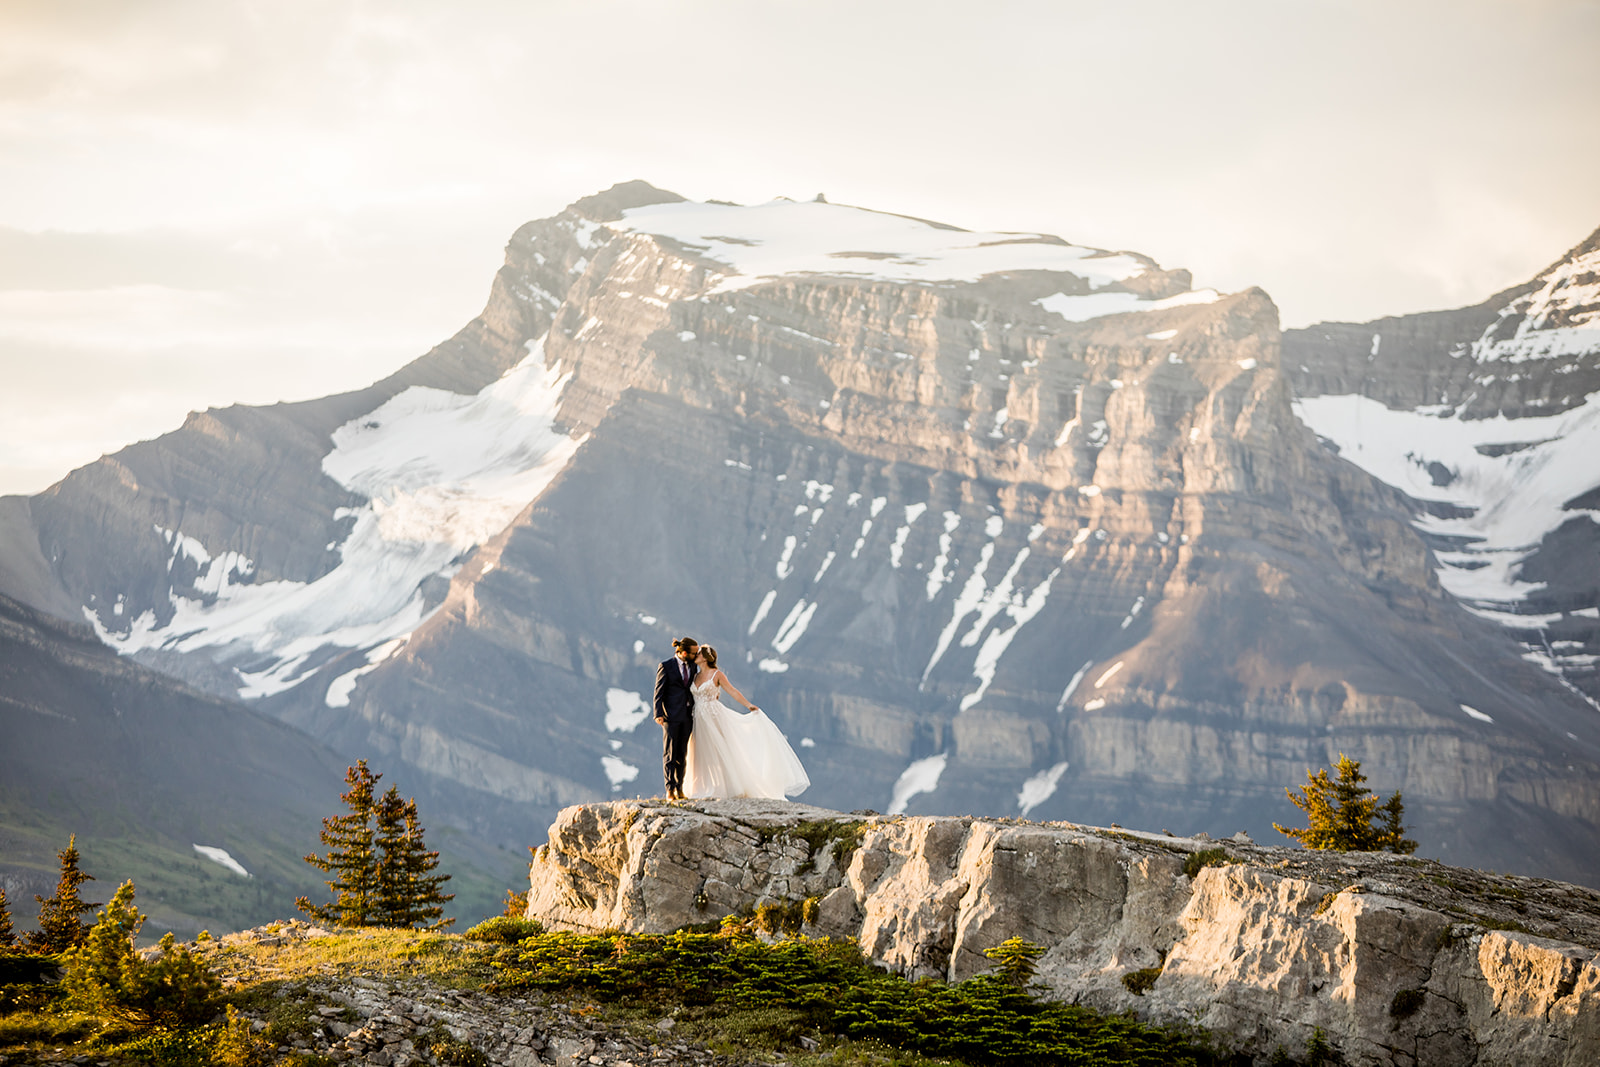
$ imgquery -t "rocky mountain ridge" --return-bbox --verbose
[2,182,1597,885]
[1286,227,1600,711]
[527,798,1600,1067]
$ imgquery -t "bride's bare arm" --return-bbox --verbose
[715,670,758,711]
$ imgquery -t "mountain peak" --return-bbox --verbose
[566,180,687,222]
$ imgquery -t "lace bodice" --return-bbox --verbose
[691,678,721,703]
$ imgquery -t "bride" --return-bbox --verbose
[683,645,810,799]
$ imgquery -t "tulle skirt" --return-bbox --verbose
[683,697,810,799]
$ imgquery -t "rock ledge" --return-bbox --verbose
[528,799,1600,1067]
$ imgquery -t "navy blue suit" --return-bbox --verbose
[654,655,695,794]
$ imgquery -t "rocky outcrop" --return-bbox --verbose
[528,799,1600,1067]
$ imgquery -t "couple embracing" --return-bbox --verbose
[653,636,810,800]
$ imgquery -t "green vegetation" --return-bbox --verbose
[0,886,16,950]
[462,915,543,944]
[28,834,100,953]
[772,819,868,874]
[61,881,221,1027]
[1120,967,1161,996]
[1182,848,1234,879]
[297,761,454,929]
[489,921,1222,1066]
[1275,755,1417,854]
[1389,988,1425,1019]
[982,938,1042,988]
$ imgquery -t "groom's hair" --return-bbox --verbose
[672,637,699,654]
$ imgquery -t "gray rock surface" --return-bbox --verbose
[528,799,1600,1066]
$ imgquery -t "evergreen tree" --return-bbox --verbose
[1378,791,1418,855]
[0,886,16,951]
[298,761,382,926]
[60,880,143,1017]
[29,835,99,953]
[373,787,454,929]
[1275,754,1418,853]
[61,880,220,1026]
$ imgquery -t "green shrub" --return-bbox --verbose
[101,1027,216,1067]
[212,1005,274,1067]
[1182,849,1233,879]
[61,880,221,1027]
[462,916,544,943]
[1305,1027,1334,1067]
[1389,988,1425,1018]
[1121,967,1162,996]
[0,1010,98,1049]
[983,938,1043,988]
[753,899,816,937]
[490,926,1219,1065]
[427,1025,489,1067]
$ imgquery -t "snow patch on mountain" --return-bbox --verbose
[1035,287,1221,323]
[84,337,582,699]
[1293,387,1600,694]
[1018,761,1070,817]
[325,638,407,708]
[605,688,651,733]
[611,199,1151,293]
[1469,245,1600,365]
[1293,391,1600,608]
[192,845,249,877]
[888,752,948,815]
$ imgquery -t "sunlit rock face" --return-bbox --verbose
[6,182,1599,882]
[527,799,1600,1067]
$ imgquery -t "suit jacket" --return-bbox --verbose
[654,656,695,724]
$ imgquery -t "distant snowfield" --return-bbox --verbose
[86,336,582,701]
[1035,287,1221,323]
[611,199,1151,293]
[192,844,249,877]
[888,752,948,815]
[1292,391,1600,610]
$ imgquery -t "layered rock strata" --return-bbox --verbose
[4,183,1598,885]
[528,799,1600,1067]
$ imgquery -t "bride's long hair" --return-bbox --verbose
[699,645,718,670]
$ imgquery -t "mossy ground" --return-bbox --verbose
[0,919,1228,1066]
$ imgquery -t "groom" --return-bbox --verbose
[653,636,698,800]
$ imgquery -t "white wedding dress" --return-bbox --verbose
[683,676,810,799]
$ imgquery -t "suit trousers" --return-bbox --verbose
[661,718,692,793]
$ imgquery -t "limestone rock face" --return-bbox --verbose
[528,799,1600,1067]
[3,183,1597,885]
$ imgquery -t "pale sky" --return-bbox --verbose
[2,0,1597,496]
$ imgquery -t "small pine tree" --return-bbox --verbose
[0,886,16,952]
[984,937,1044,988]
[61,879,143,1017]
[373,787,454,929]
[61,880,220,1026]
[1378,791,1418,854]
[298,761,382,927]
[30,834,99,954]
[1275,754,1418,853]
